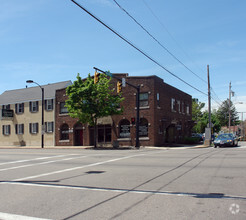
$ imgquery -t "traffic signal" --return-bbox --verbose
[94,71,100,84]
[131,117,135,125]
[117,81,122,93]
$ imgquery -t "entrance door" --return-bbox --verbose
[74,123,83,146]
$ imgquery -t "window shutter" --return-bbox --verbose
[2,125,4,135]
[8,125,11,135]
[51,99,53,110]
[15,104,17,113]
[22,124,24,134]
[36,101,39,112]
[51,122,54,132]
[15,124,17,134]
[29,123,32,134]
[29,102,32,112]
[36,123,39,133]
[22,103,24,113]
[45,122,47,132]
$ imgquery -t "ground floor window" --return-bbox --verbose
[98,125,111,143]
[60,123,69,140]
[119,119,130,138]
[16,124,24,134]
[2,125,11,135]
[90,125,112,144]
[139,118,148,137]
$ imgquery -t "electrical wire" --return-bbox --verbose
[70,0,208,96]
[113,0,207,84]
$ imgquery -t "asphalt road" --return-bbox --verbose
[0,143,246,220]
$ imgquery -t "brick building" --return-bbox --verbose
[55,74,193,147]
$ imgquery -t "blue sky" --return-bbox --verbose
[1,0,246,117]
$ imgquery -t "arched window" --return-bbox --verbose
[139,118,148,137]
[60,124,69,140]
[119,119,130,138]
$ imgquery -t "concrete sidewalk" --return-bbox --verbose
[0,143,211,150]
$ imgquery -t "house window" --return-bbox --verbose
[177,100,181,113]
[60,102,68,114]
[45,122,54,133]
[15,124,24,134]
[15,103,24,114]
[140,93,149,107]
[45,99,53,111]
[119,119,130,138]
[2,104,10,110]
[29,101,39,112]
[171,98,176,112]
[2,125,11,135]
[29,123,39,134]
[60,124,69,140]
[157,93,160,107]
[186,105,190,115]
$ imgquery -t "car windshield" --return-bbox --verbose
[217,134,233,139]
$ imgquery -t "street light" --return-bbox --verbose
[26,80,44,148]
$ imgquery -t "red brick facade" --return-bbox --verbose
[55,74,193,147]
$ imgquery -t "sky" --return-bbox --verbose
[0,0,246,119]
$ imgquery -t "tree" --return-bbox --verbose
[66,73,124,148]
[200,110,221,133]
[216,99,239,127]
[192,98,205,133]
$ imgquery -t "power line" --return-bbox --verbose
[113,0,207,84]
[70,0,207,96]
[142,0,208,82]
[140,0,224,106]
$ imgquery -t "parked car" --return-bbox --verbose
[191,133,203,142]
[213,133,238,148]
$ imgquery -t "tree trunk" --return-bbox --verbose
[93,119,97,148]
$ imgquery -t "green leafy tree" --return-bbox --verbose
[66,73,124,148]
[192,98,205,133]
[200,110,221,133]
[216,99,239,127]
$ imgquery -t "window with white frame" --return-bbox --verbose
[15,124,24,134]
[171,98,176,112]
[29,101,39,112]
[15,103,24,114]
[2,125,11,135]
[45,122,54,133]
[45,99,53,111]
[29,123,39,134]
[139,92,149,107]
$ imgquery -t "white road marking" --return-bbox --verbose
[0,155,89,172]
[13,153,147,181]
[0,154,78,166]
[0,212,52,220]
[2,181,246,201]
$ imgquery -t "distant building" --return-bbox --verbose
[55,74,193,147]
[0,81,72,146]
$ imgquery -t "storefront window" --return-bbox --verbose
[97,125,112,143]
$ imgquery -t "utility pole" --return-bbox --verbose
[229,82,231,133]
[205,65,212,146]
